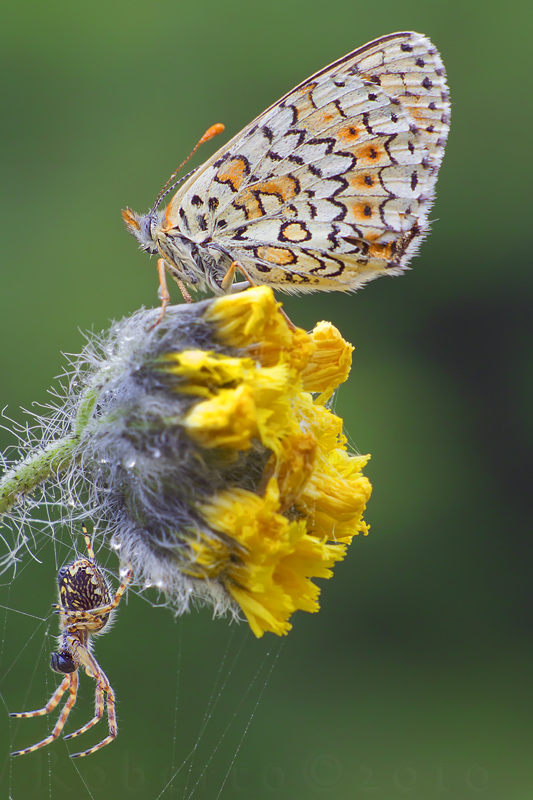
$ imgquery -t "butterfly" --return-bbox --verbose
[122,31,450,313]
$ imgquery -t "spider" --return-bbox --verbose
[10,529,133,758]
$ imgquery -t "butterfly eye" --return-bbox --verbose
[135,213,159,253]
[140,215,156,246]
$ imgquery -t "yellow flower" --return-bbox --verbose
[163,286,372,636]
[1,286,371,637]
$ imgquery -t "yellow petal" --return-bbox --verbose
[302,321,354,402]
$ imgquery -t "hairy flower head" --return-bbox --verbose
[0,287,371,636]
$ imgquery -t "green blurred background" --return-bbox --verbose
[1,0,532,798]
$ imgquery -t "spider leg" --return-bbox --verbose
[92,567,133,615]
[70,680,116,758]
[65,615,106,634]
[11,672,79,757]
[67,643,117,758]
[80,526,95,558]
[10,674,70,719]
[64,677,104,741]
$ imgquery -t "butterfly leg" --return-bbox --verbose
[170,276,193,304]
[152,259,193,328]
[277,306,296,331]
[221,260,254,293]
[149,259,171,328]
[220,261,238,292]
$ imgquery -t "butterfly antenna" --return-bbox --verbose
[150,123,225,214]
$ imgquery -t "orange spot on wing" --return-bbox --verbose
[256,246,297,266]
[235,176,300,220]
[349,201,374,222]
[337,125,361,143]
[235,194,263,219]
[350,173,375,190]
[282,223,309,242]
[356,143,388,165]
[216,157,248,191]
[257,176,299,201]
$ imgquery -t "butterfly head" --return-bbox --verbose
[122,207,160,255]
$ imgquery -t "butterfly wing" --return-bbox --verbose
[164,31,450,293]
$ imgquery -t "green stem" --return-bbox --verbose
[0,383,100,515]
[0,435,77,514]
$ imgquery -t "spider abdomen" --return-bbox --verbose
[58,557,112,627]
